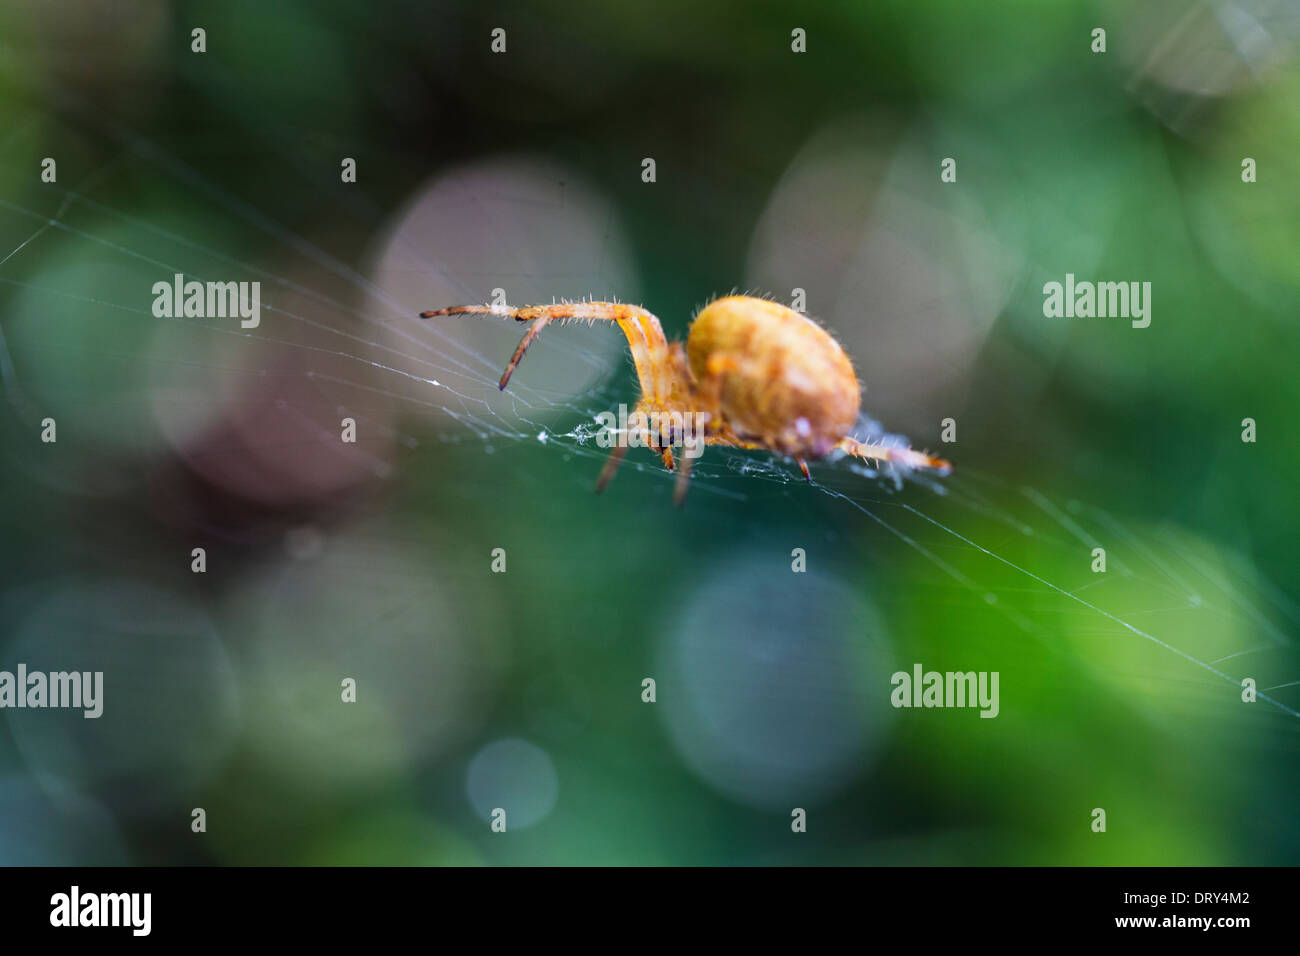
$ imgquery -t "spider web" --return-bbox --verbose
[1,112,1298,749]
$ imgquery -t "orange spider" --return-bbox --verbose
[420,295,952,504]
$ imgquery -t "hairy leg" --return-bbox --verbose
[837,437,952,474]
[420,301,672,397]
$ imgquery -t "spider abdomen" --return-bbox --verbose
[686,296,861,459]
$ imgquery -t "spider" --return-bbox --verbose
[420,295,952,505]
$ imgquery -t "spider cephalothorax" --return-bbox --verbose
[421,295,951,504]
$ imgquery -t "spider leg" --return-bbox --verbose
[594,444,628,494]
[594,434,693,503]
[837,437,952,475]
[499,315,553,390]
[672,452,693,507]
[593,411,683,499]
[699,430,812,484]
[420,301,671,397]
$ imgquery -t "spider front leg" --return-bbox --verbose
[424,300,704,500]
[420,301,671,396]
[419,303,554,390]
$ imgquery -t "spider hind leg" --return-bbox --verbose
[836,437,952,475]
